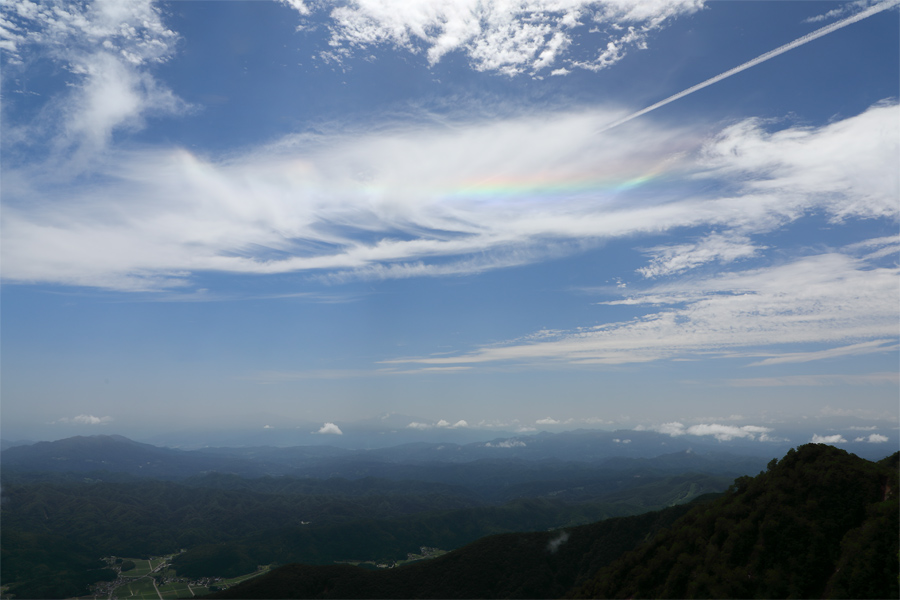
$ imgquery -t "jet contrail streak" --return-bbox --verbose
[599,0,900,133]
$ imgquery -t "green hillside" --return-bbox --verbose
[208,445,899,599]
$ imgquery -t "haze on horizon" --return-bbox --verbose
[1,0,898,446]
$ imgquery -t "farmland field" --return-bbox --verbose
[115,578,158,599]
[156,582,195,599]
[120,560,153,578]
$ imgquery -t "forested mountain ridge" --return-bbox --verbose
[573,445,900,599]
[206,499,706,599]
[0,444,733,598]
[208,445,899,599]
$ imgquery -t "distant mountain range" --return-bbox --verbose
[0,430,780,480]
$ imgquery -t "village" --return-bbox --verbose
[84,554,269,600]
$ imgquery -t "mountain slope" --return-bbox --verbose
[573,445,899,599]
[207,500,702,599]
[209,445,898,599]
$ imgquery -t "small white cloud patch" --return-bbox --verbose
[536,417,560,425]
[485,440,526,448]
[650,422,774,441]
[637,233,761,279]
[854,433,889,443]
[547,531,569,554]
[315,422,343,435]
[811,433,847,444]
[57,414,113,425]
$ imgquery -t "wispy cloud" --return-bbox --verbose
[640,421,775,441]
[637,233,762,279]
[747,340,898,367]
[854,433,889,443]
[386,250,898,368]
[407,419,468,429]
[3,100,895,293]
[726,373,899,387]
[2,0,185,164]
[803,0,879,23]
[55,414,113,425]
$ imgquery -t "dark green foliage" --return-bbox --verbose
[573,445,899,599]
[0,476,478,597]
[208,445,897,599]
[120,559,136,572]
[206,502,701,599]
[1,456,730,597]
[0,529,113,599]
[172,497,646,578]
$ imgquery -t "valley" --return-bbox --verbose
[1,433,895,599]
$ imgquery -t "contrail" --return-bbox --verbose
[599,0,900,132]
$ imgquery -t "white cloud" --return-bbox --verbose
[387,250,899,368]
[637,233,762,278]
[612,438,631,443]
[686,423,773,441]
[407,419,468,429]
[656,422,686,436]
[278,0,311,17]
[803,0,876,24]
[547,531,569,553]
[726,373,899,387]
[2,0,185,160]
[536,417,560,425]
[848,425,879,431]
[285,0,704,75]
[315,422,343,435]
[3,101,896,296]
[485,439,526,448]
[855,433,889,443]
[699,101,899,223]
[582,417,613,425]
[57,414,113,425]
[748,340,897,367]
[649,421,774,441]
[811,433,847,444]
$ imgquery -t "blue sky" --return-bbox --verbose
[1,0,898,447]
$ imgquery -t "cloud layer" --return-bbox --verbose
[4,101,896,293]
